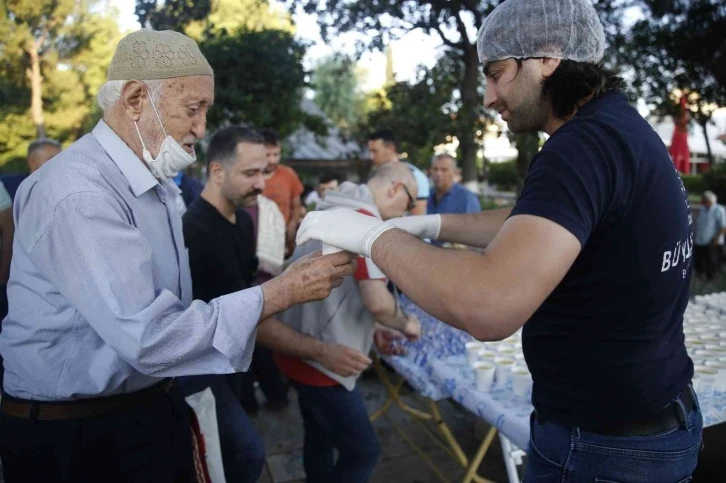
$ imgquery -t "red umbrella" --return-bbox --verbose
[669,96,690,173]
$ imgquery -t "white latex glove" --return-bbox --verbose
[296,209,394,258]
[387,214,442,240]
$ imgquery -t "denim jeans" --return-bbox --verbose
[524,386,703,483]
[292,381,380,483]
[177,374,265,483]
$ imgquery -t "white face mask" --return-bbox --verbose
[133,94,196,181]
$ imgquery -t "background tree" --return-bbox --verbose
[311,55,366,137]
[1,0,93,138]
[0,1,123,170]
[359,53,478,166]
[291,0,500,183]
[292,0,631,184]
[623,0,726,164]
[137,0,324,138]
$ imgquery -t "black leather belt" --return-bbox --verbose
[1,379,175,421]
[535,385,698,437]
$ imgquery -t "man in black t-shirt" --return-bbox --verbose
[296,0,702,481]
[178,126,373,483]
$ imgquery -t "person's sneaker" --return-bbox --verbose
[264,399,290,411]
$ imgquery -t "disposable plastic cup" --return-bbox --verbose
[473,361,496,392]
[511,365,533,398]
[494,356,516,384]
[466,342,486,366]
[476,349,498,363]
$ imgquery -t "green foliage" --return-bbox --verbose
[200,29,323,137]
[703,164,726,204]
[139,0,323,137]
[311,55,365,137]
[487,161,518,192]
[135,0,211,31]
[358,56,458,168]
[680,174,708,195]
[0,0,123,169]
[622,0,726,163]
[358,51,490,170]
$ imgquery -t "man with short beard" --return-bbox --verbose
[297,0,701,481]
[180,125,372,483]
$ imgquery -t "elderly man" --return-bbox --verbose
[694,190,726,280]
[278,162,421,483]
[0,30,354,483]
[26,138,61,173]
[298,0,701,481]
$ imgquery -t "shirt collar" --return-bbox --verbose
[432,183,459,203]
[92,120,159,197]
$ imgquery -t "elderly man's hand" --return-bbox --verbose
[296,209,394,258]
[260,250,356,320]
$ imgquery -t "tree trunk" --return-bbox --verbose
[701,121,713,165]
[458,45,480,186]
[27,47,46,139]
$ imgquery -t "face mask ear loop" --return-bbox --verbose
[147,90,169,138]
[133,121,149,153]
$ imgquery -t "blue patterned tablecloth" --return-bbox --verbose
[388,297,726,452]
[430,353,726,451]
[378,295,471,401]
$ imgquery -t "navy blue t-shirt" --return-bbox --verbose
[512,92,693,429]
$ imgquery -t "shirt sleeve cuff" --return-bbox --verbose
[211,286,263,371]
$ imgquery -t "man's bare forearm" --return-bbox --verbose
[438,208,512,248]
[257,317,324,361]
[371,229,491,337]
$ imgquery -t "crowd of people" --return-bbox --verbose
[0,0,708,482]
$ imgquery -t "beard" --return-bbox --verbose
[222,183,262,208]
[500,67,550,134]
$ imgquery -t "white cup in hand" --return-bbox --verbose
[322,243,343,255]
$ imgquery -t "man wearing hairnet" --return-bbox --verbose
[0,30,355,482]
[296,0,701,480]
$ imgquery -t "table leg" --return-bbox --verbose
[370,354,432,421]
[461,426,498,483]
[498,433,523,483]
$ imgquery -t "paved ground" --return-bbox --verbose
[252,368,516,483]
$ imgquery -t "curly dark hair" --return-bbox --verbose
[535,59,626,118]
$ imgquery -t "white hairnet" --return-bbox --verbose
[476,0,606,65]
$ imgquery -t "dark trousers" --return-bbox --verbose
[0,384,195,483]
[292,381,380,483]
[694,244,720,280]
[233,346,288,413]
[177,374,265,483]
